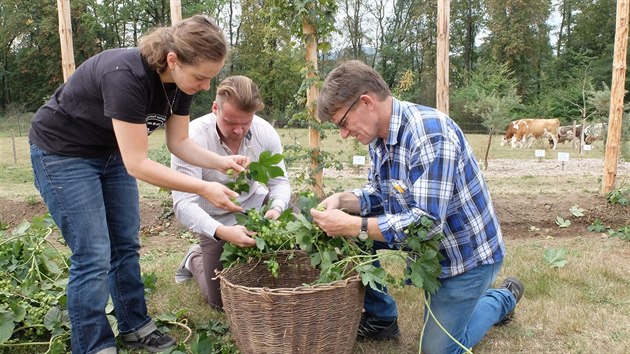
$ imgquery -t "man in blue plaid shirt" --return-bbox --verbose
[311,60,524,353]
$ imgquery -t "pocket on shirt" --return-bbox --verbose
[388,179,414,212]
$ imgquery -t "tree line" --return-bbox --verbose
[0,0,626,134]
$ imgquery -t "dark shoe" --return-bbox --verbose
[357,313,400,341]
[496,276,525,326]
[175,244,201,284]
[123,329,175,352]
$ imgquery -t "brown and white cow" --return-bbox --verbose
[501,118,560,149]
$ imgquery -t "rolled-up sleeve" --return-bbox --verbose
[171,154,223,240]
[378,135,457,244]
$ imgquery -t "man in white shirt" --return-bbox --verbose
[171,75,291,309]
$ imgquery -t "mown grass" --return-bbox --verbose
[140,235,630,354]
[2,127,629,353]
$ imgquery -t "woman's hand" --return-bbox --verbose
[217,155,250,174]
[215,225,257,247]
[199,181,244,212]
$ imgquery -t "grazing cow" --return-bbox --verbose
[556,124,583,144]
[584,123,607,144]
[500,120,523,146]
[502,118,560,149]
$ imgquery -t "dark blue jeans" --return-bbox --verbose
[367,239,514,353]
[363,241,399,319]
[30,144,157,354]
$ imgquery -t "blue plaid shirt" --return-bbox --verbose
[353,98,505,278]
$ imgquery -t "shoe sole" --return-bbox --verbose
[357,333,400,342]
[124,341,175,353]
[174,275,192,284]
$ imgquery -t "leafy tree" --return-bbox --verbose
[483,0,553,103]
[563,0,617,92]
[452,62,522,169]
[450,0,486,85]
[230,0,302,122]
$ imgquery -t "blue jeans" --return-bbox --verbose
[421,259,513,354]
[366,241,514,354]
[30,144,157,354]
[363,241,399,319]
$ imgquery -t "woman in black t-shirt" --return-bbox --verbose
[29,16,245,354]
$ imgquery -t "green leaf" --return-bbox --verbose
[543,247,568,268]
[235,213,248,225]
[555,216,571,228]
[569,205,584,217]
[44,307,63,330]
[255,237,266,251]
[0,310,15,344]
[587,219,608,233]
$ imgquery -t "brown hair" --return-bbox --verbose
[216,76,265,113]
[318,60,391,122]
[139,15,227,74]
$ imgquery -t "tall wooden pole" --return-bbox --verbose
[602,0,629,194]
[170,0,182,24]
[436,0,450,114]
[303,20,324,199]
[57,0,75,82]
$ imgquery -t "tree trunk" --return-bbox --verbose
[602,0,628,194]
[303,20,324,199]
[436,0,450,114]
[484,131,493,171]
[169,0,181,24]
[57,0,75,82]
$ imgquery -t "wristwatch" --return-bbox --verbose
[357,217,369,241]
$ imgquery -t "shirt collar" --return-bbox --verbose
[371,97,403,150]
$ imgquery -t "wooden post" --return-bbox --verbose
[602,0,629,194]
[57,0,75,81]
[11,129,17,164]
[436,0,450,114]
[572,120,578,150]
[303,20,324,199]
[170,0,182,24]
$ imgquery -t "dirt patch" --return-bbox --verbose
[2,159,628,244]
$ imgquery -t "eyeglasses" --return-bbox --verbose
[335,95,362,128]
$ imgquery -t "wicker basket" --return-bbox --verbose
[217,250,365,354]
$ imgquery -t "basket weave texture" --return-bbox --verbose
[218,250,365,354]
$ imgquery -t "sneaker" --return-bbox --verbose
[123,329,175,352]
[175,244,201,284]
[357,313,400,341]
[495,276,525,326]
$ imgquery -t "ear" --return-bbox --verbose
[212,101,218,114]
[166,52,178,70]
[360,93,375,111]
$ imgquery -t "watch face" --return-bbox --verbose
[358,231,368,241]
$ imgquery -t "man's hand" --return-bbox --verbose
[215,225,257,247]
[310,208,358,238]
[264,208,281,220]
[317,193,342,211]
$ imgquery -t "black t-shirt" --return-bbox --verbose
[29,47,193,156]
